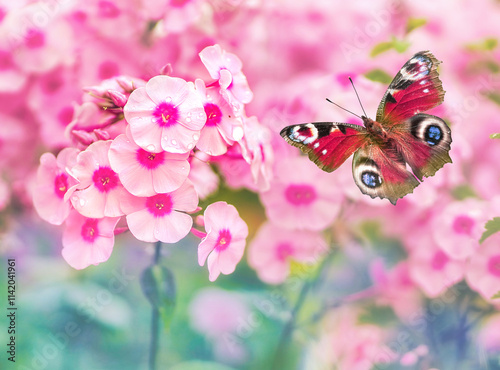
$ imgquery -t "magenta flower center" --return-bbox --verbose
[81,218,99,242]
[137,149,166,169]
[25,29,45,49]
[276,243,294,262]
[92,166,119,192]
[0,50,13,70]
[154,101,179,127]
[452,215,475,235]
[54,173,69,199]
[431,250,449,270]
[215,229,232,252]
[285,184,317,206]
[98,61,119,80]
[57,106,74,126]
[146,193,173,217]
[488,255,500,277]
[204,103,222,127]
[170,0,190,7]
[41,75,64,94]
[98,0,121,17]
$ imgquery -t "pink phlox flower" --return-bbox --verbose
[123,179,198,243]
[198,201,248,282]
[260,156,342,231]
[109,127,190,196]
[406,231,466,298]
[237,116,273,191]
[62,210,120,269]
[371,260,422,321]
[33,148,79,225]
[465,233,500,301]
[194,79,244,156]
[0,178,9,211]
[188,287,250,364]
[248,222,327,284]
[68,140,135,218]
[160,0,207,33]
[188,155,219,200]
[433,198,492,260]
[199,44,253,109]
[5,5,75,74]
[124,75,206,153]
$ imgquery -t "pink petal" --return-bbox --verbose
[197,125,228,156]
[126,209,157,242]
[160,123,200,153]
[152,160,190,193]
[155,211,193,243]
[170,180,198,212]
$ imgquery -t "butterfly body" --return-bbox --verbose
[280,51,452,205]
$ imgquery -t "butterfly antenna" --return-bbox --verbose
[349,77,368,117]
[325,98,362,119]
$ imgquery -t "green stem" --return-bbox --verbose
[149,241,162,370]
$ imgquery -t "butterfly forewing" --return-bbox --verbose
[280,122,367,172]
[376,51,445,124]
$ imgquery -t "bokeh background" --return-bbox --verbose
[1,0,500,369]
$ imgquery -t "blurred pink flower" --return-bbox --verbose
[124,75,206,153]
[69,140,135,218]
[194,79,244,156]
[260,156,342,231]
[477,313,500,352]
[314,308,396,369]
[189,287,249,364]
[371,261,422,321]
[161,0,207,33]
[124,180,198,243]
[33,148,79,225]
[108,129,190,196]
[199,44,253,108]
[62,211,120,269]
[248,222,327,284]
[198,201,248,282]
[188,156,219,200]
[433,199,491,260]
[407,232,466,298]
[465,233,500,301]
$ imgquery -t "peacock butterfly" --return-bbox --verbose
[280,51,452,205]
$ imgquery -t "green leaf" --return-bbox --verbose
[485,91,500,106]
[370,41,394,57]
[490,133,500,139]
[364,69,393,84]
[406,17,427,34]
[492,291,500,300]
[358,305,397,326]
[466,37,498,51]
[480,217,500,243]
[393,38,411,53]
[141,265,176,328]
[451,184,477,200]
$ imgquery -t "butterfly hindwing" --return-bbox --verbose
[395,113,452,181]
[376,51,445,124]
[352,143,420,205]
[280,122,367,172]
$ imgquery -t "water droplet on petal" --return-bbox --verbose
[166,97,172,102]
[171,139,177,146]
[79,198,86,207]
[206,150,213,156]
[187,143,194,150]
[146,144,156,152]
[232,126,244,141]
[192,134,199,141]
[186,117,191,123]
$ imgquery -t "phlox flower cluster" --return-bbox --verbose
[33,44,263,281]
[2,0,500,368]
